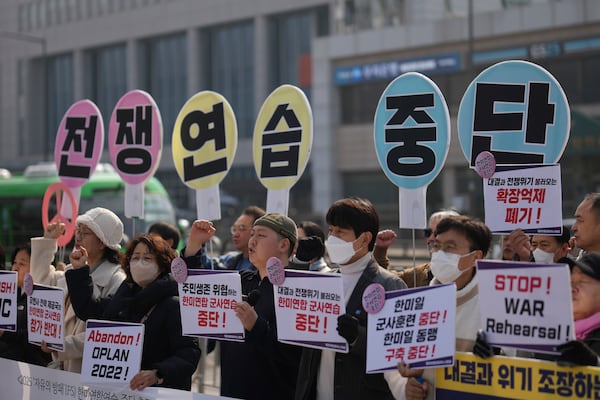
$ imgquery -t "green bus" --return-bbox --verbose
[0,162,177,265]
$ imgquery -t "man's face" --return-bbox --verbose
[573,199,600,252]
[432,229,478,272]
[327,225,368,265]
[425,218,441,251]
[247,225,288,270]
[531,235,567,262]
[231,214,253,253]
[571,267,600,321]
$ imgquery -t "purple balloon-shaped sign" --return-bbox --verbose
[266,257,285,286]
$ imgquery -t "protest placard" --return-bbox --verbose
[483,164,562,234]
[273,270,347,352]
[178,269,244,341]
[436,352,600,400]
[0,270,18,331]
[27,284,64,351]
[367,283,456,372]
[81,320,144,387]
[477,259,574,353]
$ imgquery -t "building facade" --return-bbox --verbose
[1,0,599,229]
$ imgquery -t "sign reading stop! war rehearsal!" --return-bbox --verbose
[178,269,244,341]
[172,91,238,220]
[27,284,64,351]
[0,271,18,332]
[253,84,313,215]
[108,90,163,219]
[483,164,562,234]
[477,260,574,353]
[81,320,144,387]
[274,270,347,352]
[374,72,450,229]
[366,284,456,373]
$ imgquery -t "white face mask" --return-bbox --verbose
[130,260,160,288]
[430,250,474,284]
[326,235,359,265]
[533,248,555,264]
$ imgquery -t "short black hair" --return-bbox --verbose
[148,221,181,250]
[326,197,379,251]
[435,215,492,257]
[242,205,266,222]
[297,221,326,258]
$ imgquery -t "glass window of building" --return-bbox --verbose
[203,21,255,139]
[47,53,74,157]
[139,33,187,144]
[83,44,127,148]
[268,6,329,96]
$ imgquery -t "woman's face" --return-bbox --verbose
[571,267,600,320]
[12,249,30,288]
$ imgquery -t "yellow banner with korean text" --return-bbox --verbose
[436,352,600,399]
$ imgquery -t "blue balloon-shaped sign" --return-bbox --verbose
[458,60,570,168]
[374,72,451,190]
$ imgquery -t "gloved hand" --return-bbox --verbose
[473,329,494,359]
[296,236,324,262]
[556,340,600,367]
[337,314,359,344]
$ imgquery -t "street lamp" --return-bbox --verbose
[0,31,48,161]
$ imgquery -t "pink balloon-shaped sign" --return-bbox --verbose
[475,151,497,179]
[266,257,285,286]
[108,90,163,185]
[54,99,104,189]
[23,273,34,297]
[171,257,188,284]
[362,283,386,314]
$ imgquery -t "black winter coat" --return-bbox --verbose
[0,288,51,366]
[66,267,200,390]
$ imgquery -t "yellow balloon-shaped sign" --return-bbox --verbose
[253,84,313,191]
[172,91,238,189]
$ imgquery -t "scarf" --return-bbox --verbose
[575,311,600,340]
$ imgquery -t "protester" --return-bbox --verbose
[0,244,52,366]
[148,221,181,250]
[397,215,492,400]
[530,227,571,263]
[65,234,201,390]
[374,209,459,287]
[572,193,600,255]
[184,206,265,271]
[289,220,332,272]
[295,197,408,400]
[29,208,126,372]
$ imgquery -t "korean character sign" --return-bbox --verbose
[477,259,574,353]
[0,271,18,332]
[457,60,569,228]
[483,164,562,234]
[27,284,64,351]
[81,320,144,387]
[108,90,163,219]
[172,90,238,220]
[366,283,456,373]
[373,72,450,229]
[273,270,348,352]
[253,84,313,215]
[178,269,244,341]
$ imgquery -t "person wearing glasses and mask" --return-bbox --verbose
[182,205,265,271]
[65,234,201,391]
[373,209,459,287]
[397,214,491,400]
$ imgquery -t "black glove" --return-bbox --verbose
[556,340,599,367]
[296,236,324,262]
[337,314,359,344]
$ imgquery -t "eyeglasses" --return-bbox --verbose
[423,228,433,238]
[230,225,249,234]
[75,228,94,237]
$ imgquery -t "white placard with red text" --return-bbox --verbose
[274,270,348,353]
[0,271,18,332]
[178,269,244,341]
[483,164,562,234]
[477,259,574,353]
[81,320,144,387]
[367,283,456,372]
[27,284,64,351]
